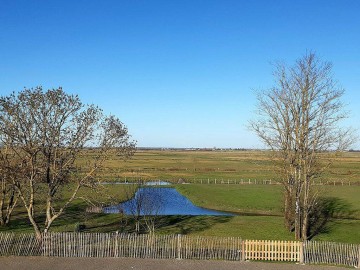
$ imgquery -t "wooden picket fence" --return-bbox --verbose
[0,232,359,268]
[243,240,302,262]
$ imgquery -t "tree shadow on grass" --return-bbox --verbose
[308,197,355,240]
[82,215,233,235]
[0,216,32,232]
[156,215,234,235]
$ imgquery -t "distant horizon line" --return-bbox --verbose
[136,146,262,150]
[136,147,360,152]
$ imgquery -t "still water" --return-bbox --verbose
[103,187,233,216]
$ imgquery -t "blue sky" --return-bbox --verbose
[1,0,359,148]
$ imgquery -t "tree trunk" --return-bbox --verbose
[301,211,309,240]
[0,181,6,226]
[27,207,42,240]
[0,185,18,226]
[0,198,4,226]
[284,189,294,231]
[301,180,310,240]
[294,199,301,240]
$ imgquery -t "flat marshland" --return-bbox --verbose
[96,149,360,183]
[1,150,360,243]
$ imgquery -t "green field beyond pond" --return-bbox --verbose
[1,150,360,243]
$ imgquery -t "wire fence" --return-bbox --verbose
[112,178,360,186]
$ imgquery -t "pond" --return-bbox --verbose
[103,187,233,216]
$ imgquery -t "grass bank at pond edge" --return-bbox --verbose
[175,184,283,215]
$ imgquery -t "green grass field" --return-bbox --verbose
[176,184,283,215]
[2,182,359,243]
[1,150,360,243]
[173,184,360,243]
[175,184,360,218]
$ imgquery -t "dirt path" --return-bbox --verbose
[0,257,347,270]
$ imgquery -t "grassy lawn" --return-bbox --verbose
[2,182,359,243]
[175,184,360,219]
[173,184,360,243]
[175,184,283,215]
[311,219,360,243]
[157,215,294,240]
[0,184,131,234]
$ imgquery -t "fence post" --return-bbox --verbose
[177,234,182,260]
[114,231,119,258]
[241,240,246,261]
[299,242,304,264]
[358,245,360,268]
[41,233,45,257]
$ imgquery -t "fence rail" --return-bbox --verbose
[0,232,359,268]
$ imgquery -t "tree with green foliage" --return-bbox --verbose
[0,87,135,239]
[250,52,354,240]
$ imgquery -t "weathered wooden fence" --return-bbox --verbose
[0,233,243,260]
[304,241,360,268]
[0,233,359,268]
[0,233,42,256]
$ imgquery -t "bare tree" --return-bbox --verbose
[0,87,135,239]
[250,52,354,240]
[0,143,20,226]
[123,181,163,234]
[121,181,142,233]
[141,187,163,234]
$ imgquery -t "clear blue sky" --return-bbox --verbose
[1,0,359,148]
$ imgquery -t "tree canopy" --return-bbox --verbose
[0,87,135,238]
[250,52,354,240]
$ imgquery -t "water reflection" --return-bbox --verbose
[103,187,233,216]
[145,181,171,186]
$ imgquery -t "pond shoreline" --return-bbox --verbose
[103,186,234,216]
